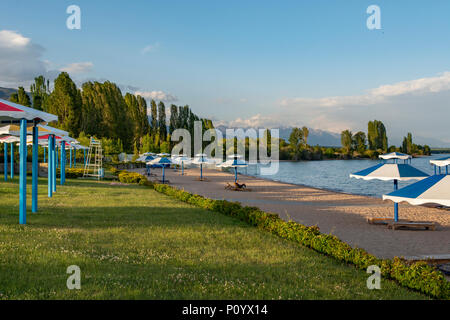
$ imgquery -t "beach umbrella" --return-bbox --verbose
[172,155,191,175]
[383,174,450,207]
[430,156,450,175]
[0,99,57,224]
[219,155,248,182]
[192,153,212,180]
[136,154,155,162]
[379,152,412,162]
[350,153,429,222]
[137,154,156,176]
[148,157,172,183]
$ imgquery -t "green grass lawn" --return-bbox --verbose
[0,177,427,299]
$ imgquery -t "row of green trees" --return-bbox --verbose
[10,73,213,156]
[340,120,430,158]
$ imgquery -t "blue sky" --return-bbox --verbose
[1,0,450,146]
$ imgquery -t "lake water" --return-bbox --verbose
[244,154,450,198]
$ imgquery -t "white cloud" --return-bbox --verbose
[141,42,160,54]
[60,62,93,74]
[280,72,450,108]
[134,90,178,102]
[0,30,50,87]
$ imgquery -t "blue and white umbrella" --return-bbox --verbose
[430,156,450,175]
[350,153,429,222]
[136,155,155,162]
[379,152,411,162]
[383,174,450,207]
[218,155,248,183]
[148,157,172,183]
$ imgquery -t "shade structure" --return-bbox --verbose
[148,157,172,183]
[430,156,450,168]
[136,155,155,162]
[0,99,58,225]
[0,99,57,123]
[349,163,429,181]
[0,135,21,143]
[192,154,213,180]
[383,174,450,207]
[218,155,248,182]
[379,152,412,161]
[350,155,429,222]
[172,155,191,175]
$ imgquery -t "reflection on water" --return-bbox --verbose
[244,154,449,198]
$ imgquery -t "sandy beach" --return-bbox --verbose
[134,166,450,260]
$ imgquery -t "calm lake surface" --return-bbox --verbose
[245,154,450,198]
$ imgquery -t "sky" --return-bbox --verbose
[0,0,450,146]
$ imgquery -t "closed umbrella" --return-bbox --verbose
[350,153,429,222]
[192,153,212,181]
[172,155,191,175]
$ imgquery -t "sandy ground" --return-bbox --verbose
[133,166,450,260]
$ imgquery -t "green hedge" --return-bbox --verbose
[114,176,449,299]
[56,168,85,178]
[118,170,152,186]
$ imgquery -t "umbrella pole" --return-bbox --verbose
[200,164,203,180]
[162,166,165,183]
[10,143,14,179]
[394,179,399,222]
[235,167,237,183]
[32,124,38,213]
[4,143,7,182]
[48,136,52,198]
[19,118,27,225]
[61,142,66,185]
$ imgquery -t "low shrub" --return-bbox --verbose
[118,170,147,184]
[56,168,85,178]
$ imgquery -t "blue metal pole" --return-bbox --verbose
[32,125,38,213]
[394,179,399,222]
[200,164,203,180]
[74,149,76,168]
[10,143,14,179]
[43,145,46,163]
[48,136,52,197]
[19,119,27,225]
[4,143,7,181]
[56,145,58,169]
[162,166,165,183]
[182,161,184,175]
[61,142,66,185]
[235,167,237,183]
[83,149,86,166]
[69,147,72,168]
[52,137,56,192]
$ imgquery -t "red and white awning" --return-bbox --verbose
[0,99,58,122]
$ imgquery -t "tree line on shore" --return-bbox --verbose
[8,73,213,159]
[282,120,431,160]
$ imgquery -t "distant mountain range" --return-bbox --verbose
[0,87,17,100]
